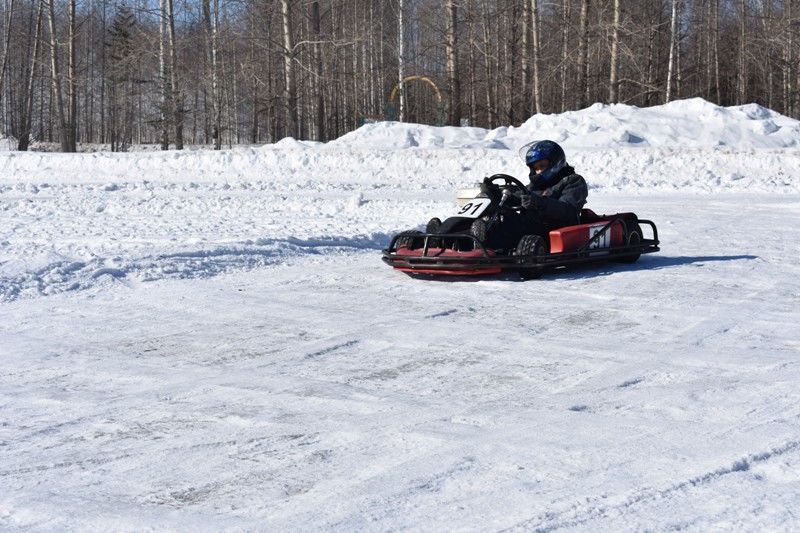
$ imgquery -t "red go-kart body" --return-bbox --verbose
[383,209,659,279]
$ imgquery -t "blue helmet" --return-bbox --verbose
[525,140,567,189]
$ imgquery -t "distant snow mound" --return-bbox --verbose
[269,137,322,149]
[324,98,800,152]
[328,121,510,150]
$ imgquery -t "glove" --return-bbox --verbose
[521,193,544,211]
[479,178,499,200]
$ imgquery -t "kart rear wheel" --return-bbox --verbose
[615,224,642,263]
[516,234,547,280]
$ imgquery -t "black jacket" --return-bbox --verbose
[528,165,588,226]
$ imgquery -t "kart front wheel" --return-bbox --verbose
[426,218,442,248]
[395,230,424,250]
[470,219,488,244]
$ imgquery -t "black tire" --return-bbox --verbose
[470,218,488,244]
[615,223,642,263]
[395,230,423,250]
[516,234,547,280]
[426,218,443,248]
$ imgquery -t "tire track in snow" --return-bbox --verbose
[504,439,800,532]
[0,233,393,302]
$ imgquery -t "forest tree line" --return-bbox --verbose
[0,0,797,151]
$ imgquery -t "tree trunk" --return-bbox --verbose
[521,0,529,116]
[577,0,590,107]
[481,0,494,127]
[676,0,682,99]
[705,0,712,99]
[646,16,655,106]
[608,0,620,102]
[18,0,43,151]
[666,0,679,102]
[67,0,76,150]
[168,0,183,149]
[713,0,721,103]
[0,0,16,104]
[311,1,324,140]
[159,0,169,149]
[46,0,70,151]
[531,0,541,113]
[560,0,570,111]
[203,0,221,149]
[398,0,405,122]
[249,14,258,144]
[469,10,476,125]
[764,0,774,109]
[100,0,106,144]
[281,0,298,137]
[787,0,796,115]
[738,0,746,103]
[446,0,460,125]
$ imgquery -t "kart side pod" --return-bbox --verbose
[549,218,626,254]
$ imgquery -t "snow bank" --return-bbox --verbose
[328,98,800,151]
[0,98,798,194]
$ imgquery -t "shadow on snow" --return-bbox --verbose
[390,254,760,283]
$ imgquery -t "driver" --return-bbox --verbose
[481,140,588,249]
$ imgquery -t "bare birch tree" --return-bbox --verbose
[398,0,405,122]
[281,0,298,137]
[577,0,590,107]
[0,0,15,104]
[159,0,169,149]
[18,0,43,151]
[609,0,621,102]
[666,0,679,102]
[446,0,460,125]
[167,0,183,149]
[202,0,221,149]
[46,0,70,151]
[531,0,542,113]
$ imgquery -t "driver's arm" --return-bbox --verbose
[532,175,588,225]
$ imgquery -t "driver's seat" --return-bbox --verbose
[579,208,601,223]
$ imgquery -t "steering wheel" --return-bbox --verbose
[483,173,528,212]
[485,173,527,192]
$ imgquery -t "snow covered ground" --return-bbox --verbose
[2,99,800,530]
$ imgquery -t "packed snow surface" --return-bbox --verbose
[2,99,800,530]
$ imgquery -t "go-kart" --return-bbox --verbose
[382,174,660,279]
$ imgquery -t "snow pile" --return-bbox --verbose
[329,98,800,151]
[329,121,509,150]
[0,98,797,194]
[513,98,800,150]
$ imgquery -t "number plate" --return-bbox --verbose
[588,224,611,249]
[454,198,492,219]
